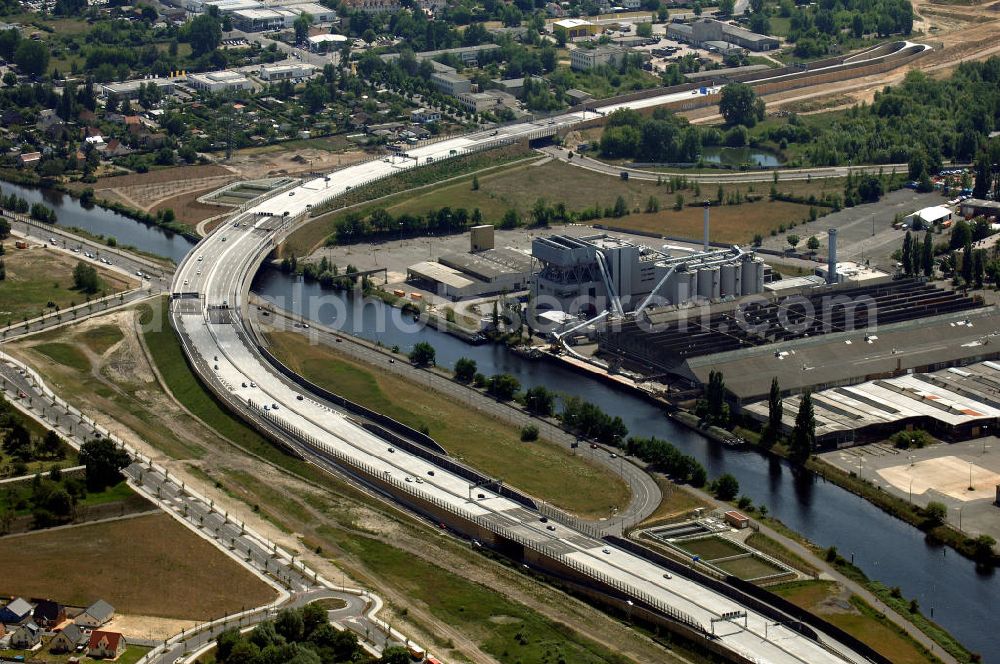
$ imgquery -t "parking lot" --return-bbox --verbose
[821,437,1000,542]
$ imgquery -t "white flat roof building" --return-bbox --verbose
[259,62,318,81]
[905,205,952,227]
[202,0,263,13]
[232,7,297,30]
[286,1,336,22]
[187,70,254,93]
[307,33,349,51]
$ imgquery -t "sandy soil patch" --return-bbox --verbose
[104,614,198,641]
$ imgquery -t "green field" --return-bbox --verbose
[338,533,634,664]
[264,330,630,518]
[34,342,90,372]
[714,555,786,580]
[301,159,826,254]
[676,536,746,560]
[770,581,940,664]
[0,248,133,325]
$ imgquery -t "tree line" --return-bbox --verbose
[213,602,408,664]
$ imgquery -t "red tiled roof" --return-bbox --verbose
[88,630,123,652]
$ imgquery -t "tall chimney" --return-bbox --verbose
[703,201,710,252]
[827,228,838,284]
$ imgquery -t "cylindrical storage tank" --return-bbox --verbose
[697,267,720,300]
[720,263,737,297]
[672,270,694,304]
[681,270,696,303]
[754,259,765,293]
[741,260,756,296]
[733,262,742,297]
[710,266,721,300]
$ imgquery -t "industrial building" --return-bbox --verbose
[667,18,779,52]
[553,18,600,39]
[905,205,952,228]
[258,62,318,81]
[960,198,1000,220]
[187,70,254,93]
[531,233,764,316]
[600,278,985,393]
[456,91,505,113]
[570,45,626,71]
[405,226,534,299]
[745,359,1000,445]
[102,78,176,99]
[307,33,349,51]
[231,7,298,31]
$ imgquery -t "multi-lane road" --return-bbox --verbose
[170,133,879,664]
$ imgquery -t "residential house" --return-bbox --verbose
[51,624,88,653]
[103,138,132,157]
[0,597,33,624]
[33,599,66,628]
[87,631,127,660]
[75,600,115,628]
[18,152,42,167]
[9,622,42,649]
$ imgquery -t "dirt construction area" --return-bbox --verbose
[0,512,275,621]
[225,144,369,181]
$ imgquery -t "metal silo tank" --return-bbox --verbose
[754,259,765,293]
[741,259,756,296]
[720,263,737,297]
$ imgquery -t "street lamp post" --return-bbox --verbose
[969,460,975,491]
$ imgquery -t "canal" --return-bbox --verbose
[253,270,998,661]
[0,181,195,264]
[5,179,993,660]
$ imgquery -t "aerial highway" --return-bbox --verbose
[169,113,886,664]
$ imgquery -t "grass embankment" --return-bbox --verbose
[637,476,712,527]
[0,512,275,619]
[138,299,326,480]
[263,330,630,519]
[283,143,536,256]
[761,514,975,663]
[340,534,633,664]
[771,580,943,664]
[0,247,133,324]
[17,315,204,461]
[212,465,696,664]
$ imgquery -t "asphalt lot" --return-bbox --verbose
[821,436,1000,543]
[759,188,948,271]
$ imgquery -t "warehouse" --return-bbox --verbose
[553,18,600,39]
[307,33,349,51]
[232,7,297,30]
[905,205,952,228]
[259,62,318,81]
[600,278,984,395]
[187,70,254,93]
[103,78,176,99]
[745,358,1000,446]
[960,198,1000,220]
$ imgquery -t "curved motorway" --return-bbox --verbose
[169,116,883,664]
